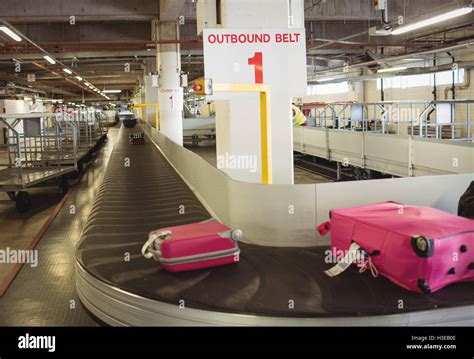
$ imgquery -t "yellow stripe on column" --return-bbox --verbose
[133,103,160,130]
[260,90,272,184]
[211,82,273,185]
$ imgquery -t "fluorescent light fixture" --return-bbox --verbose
[63,68,72,74]
[75,76,83,81]
[43,55,56,65]
[392,7,473,35]
[0,26,22,42]
[102,89,122,93]
[377,66,408,73]
[318,77,336,82]
[402,57,425,61]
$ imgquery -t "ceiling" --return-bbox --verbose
[0,0,473,103]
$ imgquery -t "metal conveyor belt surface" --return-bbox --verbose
[76,126,474,326]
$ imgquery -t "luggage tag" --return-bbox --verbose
[141,230,172,261]
[324,242,362,277]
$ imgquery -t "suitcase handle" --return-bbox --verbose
[317,221,331,236]
[142,230,172,260]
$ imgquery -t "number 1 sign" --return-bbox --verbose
[203,29,306,96]
[203,28,307,184]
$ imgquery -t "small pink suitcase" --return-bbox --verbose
[318,202,474,294]
[141,219,242,272]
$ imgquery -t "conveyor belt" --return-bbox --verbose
[76,126,474,326]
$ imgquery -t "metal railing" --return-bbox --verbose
[304,100,474,142]
[0,113,77,181]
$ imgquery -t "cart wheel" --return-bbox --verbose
[7,191,16,201]
[58,178,69,198]
[16,191,32,213]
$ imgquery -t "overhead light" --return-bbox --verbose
[377,66,408,73]
[102,89,122,93]
[0,26,22,42]
[392,7,473,35]
[402,57,425,62]
[318,77,336,82]
[43,55,56,65]
[63,68,72,75]
[75,76,83,81]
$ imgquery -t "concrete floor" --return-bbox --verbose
[0,148,62,283]
[0,188,59,283]
[0,128,118,325]
[187,144,331,184]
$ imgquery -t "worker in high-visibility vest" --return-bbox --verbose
[292,104,307,126]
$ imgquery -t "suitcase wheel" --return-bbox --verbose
[411,236,434,258]
[417,279,431,295]
[231,229,243,241]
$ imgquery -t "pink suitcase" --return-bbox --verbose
[317,202,474,294]
[141,219,242,272]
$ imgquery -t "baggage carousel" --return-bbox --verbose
[75,126,474,326]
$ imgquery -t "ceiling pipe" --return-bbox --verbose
[445,69,470,99]
[310,41,474,78]
[1,39,202,54]
[307,30,370,50]
[1,84,47,94]
[308,61,474,84]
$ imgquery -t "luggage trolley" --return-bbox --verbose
[58,109,107,169]
[0,113,78,212]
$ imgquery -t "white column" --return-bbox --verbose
[143,59,159,127]
[156,21,184,146]
[212,0,306,184]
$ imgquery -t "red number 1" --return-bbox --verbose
[248,52,263,84]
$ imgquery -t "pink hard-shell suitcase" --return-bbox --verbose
[141,219,242,272]
[317,202,474,294]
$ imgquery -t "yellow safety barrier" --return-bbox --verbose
[133,103,160,129]
[194,79,272,185]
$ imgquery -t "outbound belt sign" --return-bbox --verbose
[203,29,306,96]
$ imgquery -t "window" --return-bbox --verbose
[377,69,465,90]
[435,69,464,85]
[307,82,350,95]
